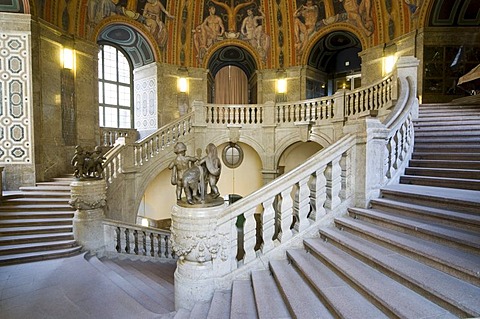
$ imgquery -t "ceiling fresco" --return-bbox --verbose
[1,0,479,69]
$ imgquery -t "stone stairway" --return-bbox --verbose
[85,254,176,316]
[401,103,480,190]
[169,103,480,318]
[0,176,81,265]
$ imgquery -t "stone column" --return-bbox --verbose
[69,179,107,253]
[171,203,228,311]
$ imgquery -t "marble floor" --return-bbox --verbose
[0,254,174,319]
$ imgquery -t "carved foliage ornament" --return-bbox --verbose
[170,228,229,263]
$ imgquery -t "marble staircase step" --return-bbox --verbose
[333,217,480,285]
[86,255,172,315]
[0,217,73,227]
[0,225,73,236]
[316,229,480,317]
[206,290,232,318]
[100,258,175,308]
[369,198,480,232]
[19,185,72,192]
[269,259,335,319]
[0,232,74,246]
[188,302,210,319]
[0,239,78,256]
[286,249,388,319]
[413,144,480,153]
[404,167,480,179]
[380,184,480,214]
[0,204,73,212]
[399,175,480,191]
[347,207,480,253]
[230,280,257,319]
[251,270,291,319]
[409,159,480,169]
[0,210,74,219]
[304,238,459,319]
[0,246,81,266]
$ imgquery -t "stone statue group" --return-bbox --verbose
[169,142,222,205]
[71,145,106,179]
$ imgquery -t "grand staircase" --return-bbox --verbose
[1,103,479,318]
[0,176,81,265]
[166,102,479,318]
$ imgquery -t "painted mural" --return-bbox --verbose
[193,0,271,65]
[86,0,174,48]
[293,0,374,59]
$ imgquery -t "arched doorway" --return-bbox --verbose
[207,45,259,104]
[306,31,362,98]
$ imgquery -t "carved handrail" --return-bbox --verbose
[204,103,264,125]
[100,127,138,147]
[102,219,176,260]
[344,74,394,118]
[134,113,193,166]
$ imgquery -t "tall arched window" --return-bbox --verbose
[98,44,133,128]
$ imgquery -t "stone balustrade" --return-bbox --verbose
[102,219,175,261]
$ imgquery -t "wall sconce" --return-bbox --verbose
[277,78,287,94]
[384,55,396,74]
[141,218,149,227]
[178,77,188,93]
[61,48,74,70]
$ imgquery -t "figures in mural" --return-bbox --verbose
[241,6,270,62]
[86,0,173,49]
[143,0,175,48]
[210,0,255,36]
[193,5,225,62]
[404,0,423,16]
[339,0,373,36]
[294,0,319,55]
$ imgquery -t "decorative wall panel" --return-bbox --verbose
[135,76,157,131]
[0,32,32,164]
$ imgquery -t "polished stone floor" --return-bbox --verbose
[0,254,172,319]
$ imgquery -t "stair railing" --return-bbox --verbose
[171,57,420,308]
[101,219,176,261]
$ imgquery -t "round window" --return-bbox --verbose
[222,143,244,168]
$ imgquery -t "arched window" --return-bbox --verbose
[98,44,133,128]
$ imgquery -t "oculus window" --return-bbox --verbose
[98,45,133,128]
[222,143,244,169]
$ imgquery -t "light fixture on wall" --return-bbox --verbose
[61,47,74,70]
[384,55,396,74]
[276,69,287,102]
[178,77,188,93]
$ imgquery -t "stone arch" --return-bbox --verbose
[301,23,366,67]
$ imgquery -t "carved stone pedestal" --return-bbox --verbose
[171,203,227,311]
[69,179,107,253]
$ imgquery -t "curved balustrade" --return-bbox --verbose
[205,104,263,125]
[345,74,394,118]
[275,97,335,123]
[102,219,175,260]
[100,128,138,147]
[134,114,193,166]
[102,142,125,185]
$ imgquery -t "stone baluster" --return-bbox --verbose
[261,197,275,253]
[340,149,353,200]
[242,207,257,264]
[277,187,294,242]
[308,165,327,221]
[293,176,311,232]
[325,156,342,213]
[69,179,107,253]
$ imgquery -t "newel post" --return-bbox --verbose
[171,203,230,311]
[69,179,107,253]
[192,100,206,127]
[348,118,389,208]
[395,56,420,118]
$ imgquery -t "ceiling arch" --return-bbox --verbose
[429,0,480,26]
[207,45,258,79]
[307,30,362,73]
[96,22,156,68]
